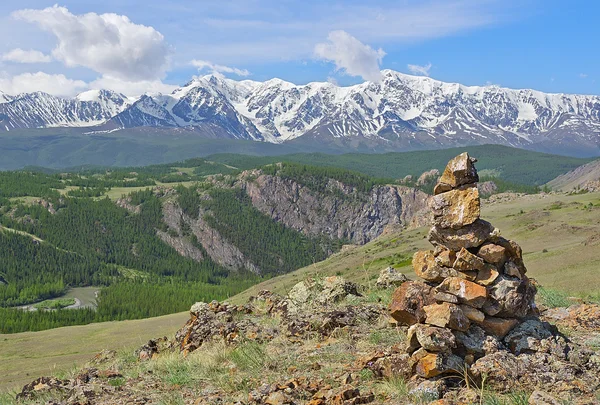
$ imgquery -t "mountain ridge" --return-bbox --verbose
[1,70,600,156]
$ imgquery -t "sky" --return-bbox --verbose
[0,0,598,97]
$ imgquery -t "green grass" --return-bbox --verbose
[32,298,76,310]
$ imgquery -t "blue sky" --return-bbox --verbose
[0,0,598,96]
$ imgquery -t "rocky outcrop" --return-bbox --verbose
[161,201,261,273]
[241,171,430,245]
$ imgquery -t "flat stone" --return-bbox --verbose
[389,281,434,325]
[424,302,470,331]
[413,250,457,283]
[430,186,480,229]
[480,317,519,338]
[477,243,506,265]
[433,290,459,304]
[459,304,485,323]
[416,352,465,378]
[428,219,497,250]
[437,277,488,308]
[454,247,486,271]
[437,152,479,190]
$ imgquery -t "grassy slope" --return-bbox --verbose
[1,190,600,391]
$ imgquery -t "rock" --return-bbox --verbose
[487,275,536,318]
[413,250,458,283]
[436,152,479,191]
[454,325,500,356]
[475,264,500,286]
[376,267,408,288]
[453,247,486,271]
[528,391,562,405]
[434,248,456,267]
[503,319,553,355]
[504,260,525,279]
[459,305,485,323]
[288,276,361,309]
[433,290,459,304]
[428,219,497,250]
[264,391,289,405]
[437,277,487,308]
[415,325,456,352]
[477,243,506,265]
[431,186,480,229]
[408,379,446,401]
[369,353,413,380]
[424,303,470,332]
[470,351,521,392]
[389,281,434,325]
[480,317,519,338]
[416,352,464,378]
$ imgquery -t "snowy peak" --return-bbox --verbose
[0,91,12,104]
[1,70,599,155]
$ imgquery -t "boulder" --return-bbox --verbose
[503,319,553,355]
[413,250,458,283]
[416,352,464,378]
[437,277,488,308]
[376,267,408,288]
[435,152,479,192]
[389,281,434,325]
[430,186,480,229]
[428,219,497,250]
[424,303,470,332]
[488,276,536,318]
[480,317,519,338]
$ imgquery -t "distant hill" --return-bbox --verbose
[547,159,600,191]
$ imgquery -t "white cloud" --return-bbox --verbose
[12,5,171,81]
[407,62,432,77]
[89,75,178,97]
[314,30,385,82]
[190,59,250,76]
[0,72,87,96]
[2,48,51,63]
[580,73,588,79]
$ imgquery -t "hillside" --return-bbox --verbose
[547,158,600,191]
[2,189,599,392]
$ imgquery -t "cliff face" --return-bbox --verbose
[241,172,430,245]
[156,169,430,274]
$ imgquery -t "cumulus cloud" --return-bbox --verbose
[190,59,251,76]
[314,31,385,82]
[0,72,87,96]
[407,62,432,76]
[12,5,171,81]
[2,48,51,63]
[89,75,178,97]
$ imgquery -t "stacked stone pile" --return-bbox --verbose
[389,152,538,378]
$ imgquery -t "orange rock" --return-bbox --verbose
[480,317,519,338]
[431,186,481,229]
[389,281,434,325]
[475,264,500,286]
[477,243,506,265]
[416,352,464,378]
[424,302,470,331]
[434,248,457,267]
[437,277,488,308]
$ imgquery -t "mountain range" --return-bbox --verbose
[1,70,600,156]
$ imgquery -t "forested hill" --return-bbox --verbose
[0,160,429,333]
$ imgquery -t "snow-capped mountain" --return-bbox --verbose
[0,91,13,104]
[1,70,599,154]
[0,90,130,131]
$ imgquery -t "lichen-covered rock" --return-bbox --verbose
[527,391,562,405]
[415,325,457,353]
[459,305,485,323]
[479,317,519,338]
[454,325,501,356]
[453,247,486,271]
[434,247,456,267]
[503,319,554,354]
[424,303,470,332]
[430,186,480,229]
[376,267,408,288]
[487,275,536,318]
[428,219,497,250]
[389,281,434,325]
[477,243,506,265]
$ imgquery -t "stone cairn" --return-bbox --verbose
[389,152,537,378]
